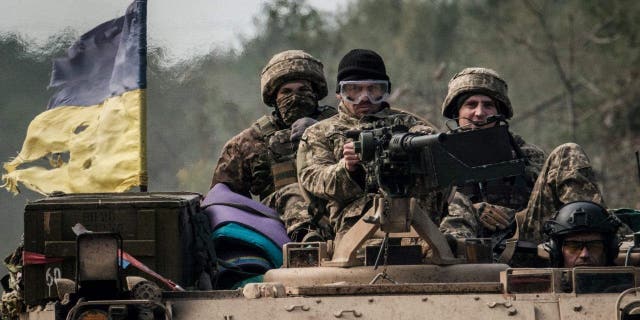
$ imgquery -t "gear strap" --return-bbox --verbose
[271,161,297,189]
[497,210,525,264]
[255,115,299,191]
[316,104,337,120]
[255,115,280,137]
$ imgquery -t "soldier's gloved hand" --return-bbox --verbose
[290,117,318,141]
[409,124,436,135]
[474,202,513,232]
[269,130,295,158]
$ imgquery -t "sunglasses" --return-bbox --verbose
[563,240,604,254]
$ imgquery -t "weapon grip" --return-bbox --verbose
[344,130,361,140]
[354,141,362,155]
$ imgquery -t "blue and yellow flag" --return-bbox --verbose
[2,0,147,195]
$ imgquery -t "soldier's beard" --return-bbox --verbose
[276,92,318,126]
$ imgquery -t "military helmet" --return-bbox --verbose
[260,50,328,107]
[441,67,513,119]
[543,201,621,267]
[544,201,620,237]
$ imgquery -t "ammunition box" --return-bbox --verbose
[23,192,202,305]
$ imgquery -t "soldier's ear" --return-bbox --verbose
[336,93,342,101]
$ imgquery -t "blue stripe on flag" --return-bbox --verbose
[47,1,146,109]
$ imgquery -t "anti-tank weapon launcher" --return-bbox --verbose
[350,117,527,199]
[326,117,527,266]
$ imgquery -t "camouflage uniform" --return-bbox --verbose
[438,68,607,245]
[518,142,606,243]
[297,103,443,240]
[210,50,336,237]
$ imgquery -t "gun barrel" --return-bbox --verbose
[397,132,447,151]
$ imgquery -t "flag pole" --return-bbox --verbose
[137,0,148,192]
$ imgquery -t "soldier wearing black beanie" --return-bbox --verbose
[335,49,391,93]
[297,48,441,246]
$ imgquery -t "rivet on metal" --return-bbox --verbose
[368,298,374,303]
[223,316,233,320]
[285,305,310,312]
[422,297,429,302]
[573,305,582,312]
[316,299,322,304]
[473,296,480,301]
[487,302,497,308]
[508,309,518,316]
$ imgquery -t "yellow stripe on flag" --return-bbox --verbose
[2,89,144,194]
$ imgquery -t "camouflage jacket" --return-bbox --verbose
[211,105,336,200]
[440,133,546,238]
[297,103,442,231]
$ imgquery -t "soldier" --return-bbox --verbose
[542,201,621,267]
[438,68,607,260]
[210,50,337,241]
[297,49,440,242]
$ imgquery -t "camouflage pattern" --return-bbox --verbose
[211,115,281,200]
[440,141,606,244]
[518,143,606,243]
[211,106,336,235]
[268,128,299,190]
[275,89,318,125]
[441,67,513,119]
[297,103,444,239]
[261,50,328,107]
[1,244,24,319]
[262,182,313,237]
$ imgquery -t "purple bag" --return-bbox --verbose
[202,183,291,249]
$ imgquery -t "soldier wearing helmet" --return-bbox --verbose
[297,49,441,243]
[439,68,611,264]
[211,50,336,241]
[542,201,621,267]
[441,67,513,126]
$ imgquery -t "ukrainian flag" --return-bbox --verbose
[2,0,147,195]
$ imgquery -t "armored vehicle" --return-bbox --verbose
[7,125,640,320]
[10,190,640,320]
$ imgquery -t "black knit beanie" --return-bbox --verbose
[336,49,391,93]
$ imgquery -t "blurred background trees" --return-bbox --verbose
[2,0,639,253]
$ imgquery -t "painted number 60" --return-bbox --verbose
[45,267,62,288]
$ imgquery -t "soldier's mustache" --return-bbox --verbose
[459,114,505,128]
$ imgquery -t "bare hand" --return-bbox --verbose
[343,142,360,172]
[474,202,512,231]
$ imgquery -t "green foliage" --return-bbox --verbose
[243,0,332,65]
[2,0,639,241]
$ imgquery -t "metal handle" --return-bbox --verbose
[334,310,362,318]
[285,305,310,312]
